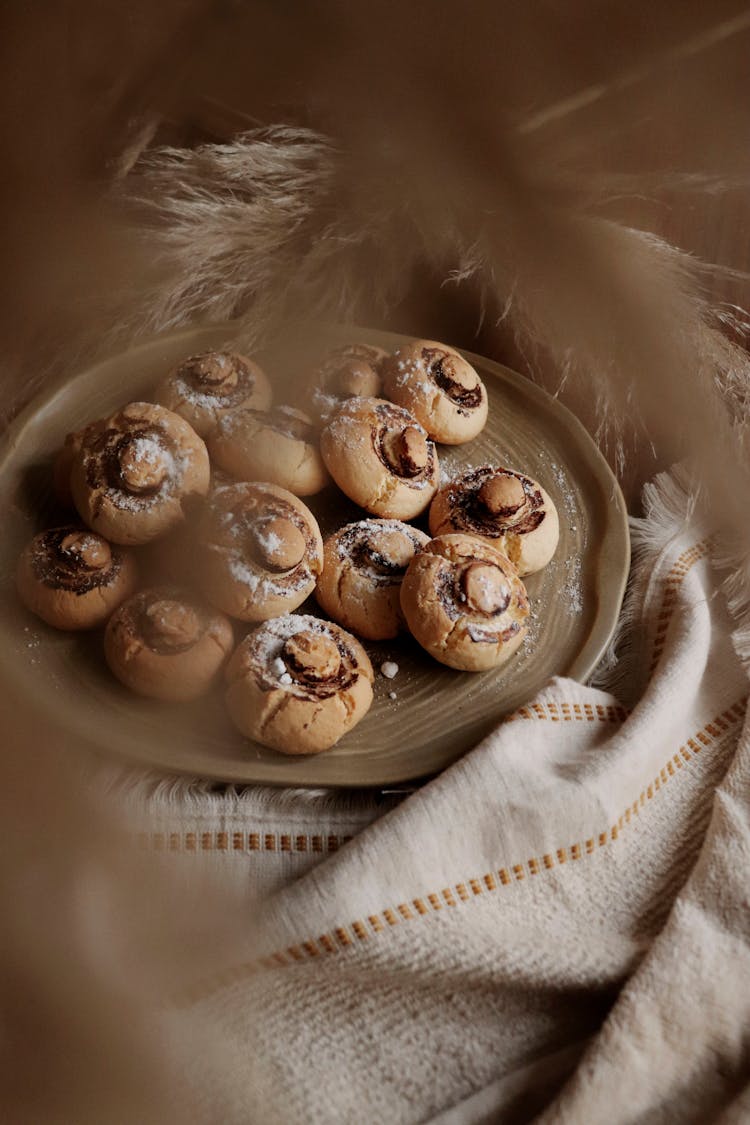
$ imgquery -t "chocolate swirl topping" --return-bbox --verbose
[84,425,179,512]
[208,483,320,595]
[176,351,255,406]
[421,347,483,409]
[373,403,436,482]
[350,541,406,580]
[447,466,546,536]
[221,493,312,562]
[31,527,121,594]
[467,620,522,645]
[434,552,526,643]
[337,521,424,584]
[283,631,341,683]
[250,616,360,699]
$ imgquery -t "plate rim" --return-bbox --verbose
[457,339,629,682]
[0,321,630,787]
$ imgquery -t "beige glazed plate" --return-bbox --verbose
[0,323,629,787]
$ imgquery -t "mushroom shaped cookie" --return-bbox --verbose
[70,402,210,546]
[154,350,272,438]
[382,339,488,444]
[105,587,234,701]
[316,519,430,640]
[320,398,439,520]
[400,534,529,671]
[429,465,559,576]
[209,405,328,496]
[16,526,138,630]
[225,614,374,754]
[200,481,323,622]
[307,342,388,424]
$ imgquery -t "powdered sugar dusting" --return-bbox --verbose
[521,607,540,657]
[334,519,427,582]
[532,452,584,616]
[129,435,171,472]
[103,425,196,514]
[325,408,365,449]
[560,555,583,614]
[249,614,330,692]
[474,569,502,601]
[224,550,310,598]
[252,614,311,662]
[256,528,281,556]
[546,458,581,533]
[23,625,41,665]
[311,386,343,421]
[466,623,503,644]
[172,352,248,408]
[392,352,434,399]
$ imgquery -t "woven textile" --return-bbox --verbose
[130,467,750,1123]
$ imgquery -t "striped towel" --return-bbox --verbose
[128,466,750,1123]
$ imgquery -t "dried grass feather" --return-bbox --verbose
[7,5,750,1120]
[118,108,750,682]
[120,126,750,471]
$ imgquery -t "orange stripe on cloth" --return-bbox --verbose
[649,537,713,675]
[171,699,746,1006]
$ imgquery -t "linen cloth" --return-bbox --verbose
[130,467,750,1123]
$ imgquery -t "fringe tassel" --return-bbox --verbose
[590,463,704,703]
[99,765,402,824]
[714,541,750,676]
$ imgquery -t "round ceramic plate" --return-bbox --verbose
[0,323,629,787]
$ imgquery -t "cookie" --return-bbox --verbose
[70,402,210,546]
[154,350,272,438]
[209,405,328,495]
[105,587,234,701]
[320,397,439,520]
[399,533,529,671]
[16,526,138,630]
[199,480,323,622]
[429,465,559,575]
[382,339,488,444]
[316,519,430,640]
[306,343,388,424]
[224,614,374,754]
